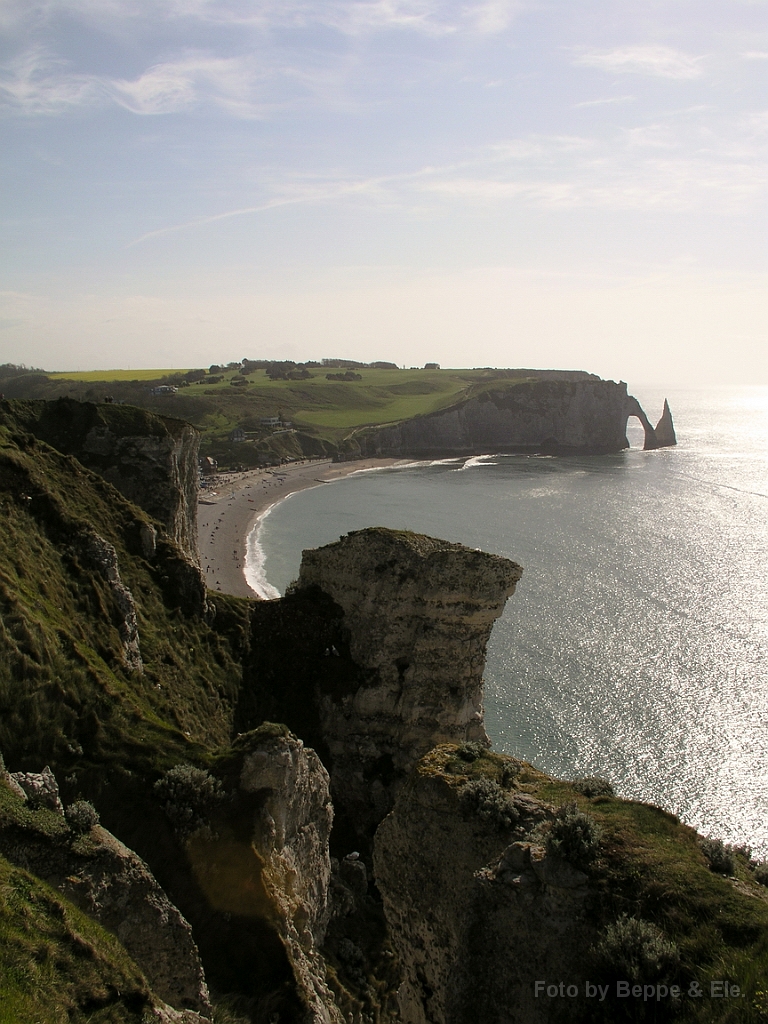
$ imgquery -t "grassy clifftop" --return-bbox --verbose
[0,363,597,467]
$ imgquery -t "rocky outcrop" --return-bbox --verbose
[373,746,596,1024]
[188,728,343,1024]
[292,529,522,837]
[84,531,143,671]
[0,775,211,1016]
[624,395,677,450]
[8,765,64,813]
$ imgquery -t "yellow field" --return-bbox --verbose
[48,369,190,381]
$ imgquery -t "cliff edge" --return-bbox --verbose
[355,377,675,457]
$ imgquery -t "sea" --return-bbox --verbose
[246,386,768,857]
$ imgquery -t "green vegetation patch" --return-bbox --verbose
[0,852,150,1024]
[0,409,250,783]
[0,364,562,467]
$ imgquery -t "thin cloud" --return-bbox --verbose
[573,95,634,108]
[0,48,336,118]
[127,126,768,248]
[2,0,526,35]
[574,46,705,80]
[0,48,103,115]
[109,54,263,116]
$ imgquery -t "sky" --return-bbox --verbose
[0,0,766,385]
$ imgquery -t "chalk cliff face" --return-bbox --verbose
[188,728,343,1024]
[3,398,201,562]
[356,378,675,456]
[373,747,596,1024]
[292,528,522,838]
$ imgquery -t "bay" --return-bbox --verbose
[251,386,768,856]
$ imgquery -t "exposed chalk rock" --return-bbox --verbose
[141,522,158,559]
[84,532,143,671]
[294,528,522,837]
[190,729,343,1024]
[9,765,64,813]
[359,377,638,457]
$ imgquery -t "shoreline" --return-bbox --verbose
[197,458,402,599]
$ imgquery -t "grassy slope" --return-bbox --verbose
[0,780,152,1024]
[0,407,250,776]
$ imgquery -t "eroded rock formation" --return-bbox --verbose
[373,746,596,1024]
[624,395,677,450]
[187,728,343,1024]
[654,398,677,448]
[354,378,676,457]
[292,528,522,837]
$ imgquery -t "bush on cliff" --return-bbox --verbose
[572,776,614,798]
[592,914,680,984]
[459,777,519,830]
[699,836,736,875]
[547,802,602,869]
[154,764,224,837]
[65,799,99,835]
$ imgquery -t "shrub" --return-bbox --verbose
[500,761,521,788]
[572,776,614,798]
[456,741,486,762]
[753,862,768,887]
[154,764,224,836]
[699,837,736,875]
[65,800,99,834]
[547,802,602,869]
[593,915,680,983]
[460,777,519,830]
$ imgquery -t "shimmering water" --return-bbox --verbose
[250,387,768,855]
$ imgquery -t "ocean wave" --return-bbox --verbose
[454,455,498,471]
[244,506,281,600]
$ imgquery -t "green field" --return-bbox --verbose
[1,363,545,465]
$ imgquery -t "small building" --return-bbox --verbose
[260,417,281,427]
[229,428,245,443]
[200,456,218,475]
[424,362,440,370]
[150,385,178,395]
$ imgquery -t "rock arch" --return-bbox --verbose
[624,396,676,451]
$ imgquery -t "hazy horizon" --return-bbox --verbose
[2,1,766,387]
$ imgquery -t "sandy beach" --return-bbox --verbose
[197,458,401,599]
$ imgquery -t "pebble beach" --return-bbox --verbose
[197,458,400,598]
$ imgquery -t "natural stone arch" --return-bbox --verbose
[624,396,677,451]
[624,396,659,450]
